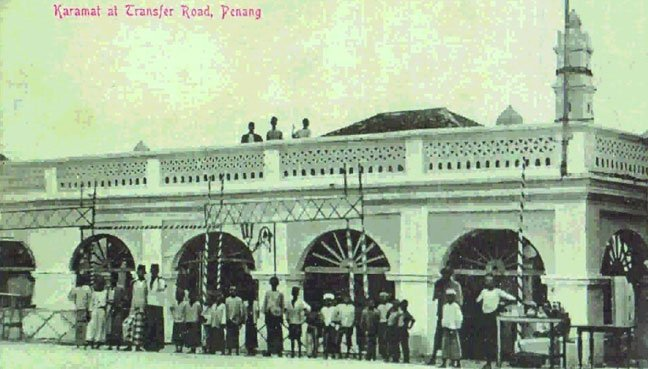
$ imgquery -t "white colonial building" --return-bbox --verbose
[0,9,646,365]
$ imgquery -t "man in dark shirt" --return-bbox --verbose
[241,122,263,143]
[427,267,463,366]
[361,299,380,361]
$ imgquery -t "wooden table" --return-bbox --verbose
[496,316,566,369]
[572,324,634,369]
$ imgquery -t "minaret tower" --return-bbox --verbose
[553,9,596,123]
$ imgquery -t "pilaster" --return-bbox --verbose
[146,158,161,190]
[405,138,424,178]
[399,207,430,356]
[141,218,163,270]
[263,149,281,184]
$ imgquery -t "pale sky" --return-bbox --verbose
[0,0,646,160]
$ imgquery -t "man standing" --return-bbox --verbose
[428,267,463,366]
[376,291,392,361]
[241,122,263,143]
[262,276,285,356]
[68,273,92,348]
[225,286,245,355]
[285,286,309,357]
[145,264,167,352]
[477,275,516,369]
[334,294,356,359]
[266,116,283,141]
[320,293,338,359]
[128,264,148,351]
[292,118,311,138]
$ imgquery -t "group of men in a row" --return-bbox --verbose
[240,116,311,143]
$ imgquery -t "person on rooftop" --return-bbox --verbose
[266,116,283,141]
[292,118,311,138]
[241,122,263,143]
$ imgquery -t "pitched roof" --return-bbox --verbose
[323,107,481,137]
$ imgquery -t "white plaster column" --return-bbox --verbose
[405,138,425,178]
[44,167,58,197]
[543,201,603,366]
[141,219,163,271]
[545,202,589,324]
[263,149,281,184]
[146,158,161,190]
[566,130,588,175]
[399,206,430,356]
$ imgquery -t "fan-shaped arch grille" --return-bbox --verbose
[601,230,648,282]
[303,229,389,274]
[447,229,545,276]
[71,234,135,273]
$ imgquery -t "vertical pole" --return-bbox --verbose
[273,222,277,277]
[343,163,348,197]
[560,0,570,178]
[202,179,212,304]
[517,157,527,345]
[346,219,354,300]
[215,175,225,293]
[358,164,368,299]
[88,183,97,285]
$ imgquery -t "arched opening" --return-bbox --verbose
[445,229,547,360]
[70,234,136,279]
[600,230,647,325]
[0,240,36,308]
[301,229,394,308]
[175,232,257,301]
[599,230,647,364]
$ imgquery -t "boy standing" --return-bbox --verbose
[440,289,463,368]
[285,286,309,357]
[170,289,188,353]
[225,286,245,355]
[360,299,380,361]
[398,300,416,364]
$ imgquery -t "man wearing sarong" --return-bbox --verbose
[145,264,167,352]
[128,264,148,351]
[225,286,245,355]
[68,273,92,348]
[428,267,463,366]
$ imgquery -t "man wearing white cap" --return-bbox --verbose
[320,293,338,359]
[376,291,392,361]
[440,289,463,368]
[428,267,463,366]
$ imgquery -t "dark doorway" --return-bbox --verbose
[176,232,257,301]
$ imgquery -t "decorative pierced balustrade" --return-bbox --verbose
[591,130,648,181]
[424,129,560,173]
[279,138,406,178]
[1,123,646,201]
[158,146,265,186]
[56,157,149,191]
